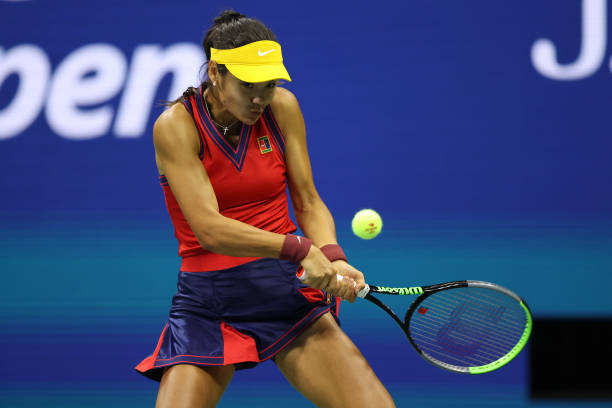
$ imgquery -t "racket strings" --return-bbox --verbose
[410,319,519,367]
[410,328,514,366]
[413,295,525,366]
[408,287,527,368]
[411,304,522,340]
[412,290,526,337]
[424,293,525,359]
[410,293,524,344]
[410,319,516,363]
[410,320,516,357]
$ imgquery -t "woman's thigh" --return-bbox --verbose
[274,313,396,408]
[156,363,235,408]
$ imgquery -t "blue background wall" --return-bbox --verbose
[1,0,611,406]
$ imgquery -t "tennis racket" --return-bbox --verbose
[301,273,532,374]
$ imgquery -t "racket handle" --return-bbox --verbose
[298,270,371,299]
[357,284,371,298]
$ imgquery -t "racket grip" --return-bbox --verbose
[298,271,371,298]
[357,284,371,298]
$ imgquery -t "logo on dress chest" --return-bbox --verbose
[257,135,273,154]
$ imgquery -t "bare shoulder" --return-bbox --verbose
[153,102,199,155]
[270,86,300,114]
[269,87,304,136]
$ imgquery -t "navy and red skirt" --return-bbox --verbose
[135,258,340,381]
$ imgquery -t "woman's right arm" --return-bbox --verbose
[153,104,286,258]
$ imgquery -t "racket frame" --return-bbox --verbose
[363,280,532,374]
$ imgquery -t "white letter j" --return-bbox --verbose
[531,0,607,80]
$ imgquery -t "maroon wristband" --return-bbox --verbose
[320,244,348,263]
[279,234,312,264]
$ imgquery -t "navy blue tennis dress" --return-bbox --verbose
[135,88,339,381]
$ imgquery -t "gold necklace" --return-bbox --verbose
[203,93,238,136]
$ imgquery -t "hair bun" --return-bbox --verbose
[214,10,246,25]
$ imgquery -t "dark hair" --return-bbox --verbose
[166,10,277,105]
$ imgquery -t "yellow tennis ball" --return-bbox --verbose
[351,209,383,240]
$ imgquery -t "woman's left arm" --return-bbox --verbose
[271,88,336,246]
[271,88,365,294]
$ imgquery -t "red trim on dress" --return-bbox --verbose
[135,324,168,372]
[265,106,286,146]
[189,97,208,149]
[155,354,223,361]
[153,359,225,368]
[181,254,262,272]
[298,287,326,303]
[334,296,341,317]
[221,321,259,364]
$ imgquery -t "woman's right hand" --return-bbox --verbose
[299,246,357,301]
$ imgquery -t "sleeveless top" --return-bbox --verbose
[159,86,297,272]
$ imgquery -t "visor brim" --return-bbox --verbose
[225,63,292,83]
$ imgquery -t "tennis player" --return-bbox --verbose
[135,10,396,408]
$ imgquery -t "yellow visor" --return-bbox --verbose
[210,40,291,83]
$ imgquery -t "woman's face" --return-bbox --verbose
[214,67,278,125]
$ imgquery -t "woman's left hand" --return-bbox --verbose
[329,260,366,303]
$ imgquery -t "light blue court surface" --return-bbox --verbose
[1,218,611,407]
[2,380,612,407]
